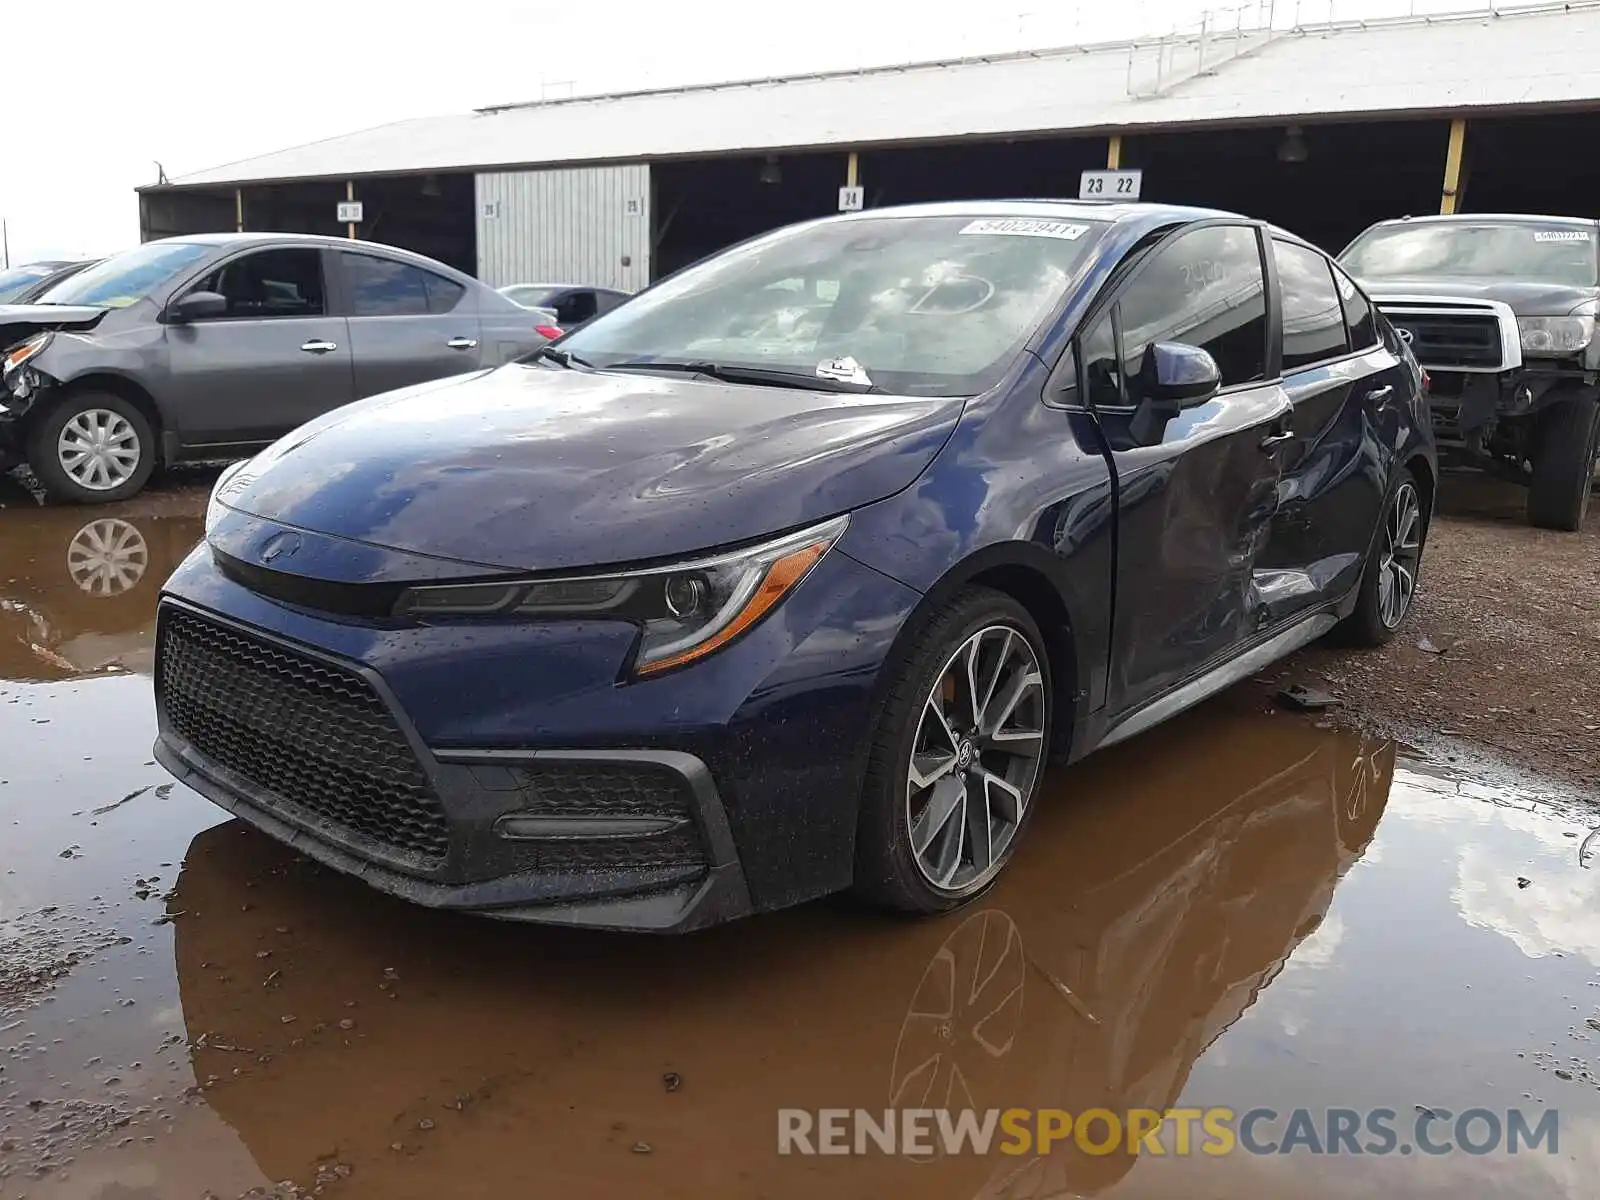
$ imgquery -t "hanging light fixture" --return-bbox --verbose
[1277,124,1309,164]
[758,154,782,185]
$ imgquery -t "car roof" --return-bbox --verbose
[1362,213,1599,230]
[502,282,628,293]
[829,198,1245,226]
[145,231,476,278]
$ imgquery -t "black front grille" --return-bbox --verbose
[158,604,450,867]
[475,761,708,873]
[1391,313,1503,369]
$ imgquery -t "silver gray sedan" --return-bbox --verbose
[0,234,555,503]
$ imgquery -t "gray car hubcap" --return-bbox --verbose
[58,409,141,492]
[906,625,1047,894]
[66,518,149,596]
[1376,482,1422,630]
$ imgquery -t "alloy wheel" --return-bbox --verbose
[1376,481,1422,630]
[906,625,1046,894]
[66,518,150,597]
[57,409,142,492]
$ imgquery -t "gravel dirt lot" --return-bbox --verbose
[1267,472,1600,790]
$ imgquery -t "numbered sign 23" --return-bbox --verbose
[1079,169,1142,201]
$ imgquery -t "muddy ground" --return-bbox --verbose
[1264,473,1600,790]
[2,467,1599,1200]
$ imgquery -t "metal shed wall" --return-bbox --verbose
[475,165,651,291]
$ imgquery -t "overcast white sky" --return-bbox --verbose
[4,0,1466,264]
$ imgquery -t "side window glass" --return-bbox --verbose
[1117,225,1267,402]
[342,253,429,316]
[191,248,325,319]
[1274,240,1353,370]
[1331,262,1377,351]
[555,291,598,326]
[1078,311,1122,408]
[422,271,466,314]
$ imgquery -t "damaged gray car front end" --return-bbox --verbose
[1341,214,1600,531]
[0,305,111,470]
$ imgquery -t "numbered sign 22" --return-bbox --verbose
[1079,170,1142,201]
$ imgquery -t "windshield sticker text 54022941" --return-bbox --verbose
[1533,230,1592,242]
[960,219,1090,241]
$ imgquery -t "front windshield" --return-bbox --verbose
[1341,223,1598,288]
[0,264,60,303]
[560,214,1110,396]
[38,242,212,309]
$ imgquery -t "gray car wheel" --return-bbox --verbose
[27,392,157,505]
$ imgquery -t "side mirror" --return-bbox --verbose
[1129,342,1222,444]
[167,290,228,324]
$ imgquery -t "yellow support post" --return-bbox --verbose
[1107,135,1123,169]
[1441,120,1467,215]
[846,152,859,189]
[346,180,357,239]
[234,188,243,233]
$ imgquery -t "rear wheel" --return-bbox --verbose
[26,392,156,505]
[1332,466,1425,648]
[853,588,1052,914]
[1527,392,1600,531]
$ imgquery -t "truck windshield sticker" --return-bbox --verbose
[1532,230,1592,243]
[959,218,1089,241]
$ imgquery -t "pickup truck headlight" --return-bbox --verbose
[1518,315,1596,357]
[204,459,252,535]
[393,515,847,677]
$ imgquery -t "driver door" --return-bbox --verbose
[1083,223,1293,719]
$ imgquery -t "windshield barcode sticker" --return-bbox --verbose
[1533,230,1591,242]
[960,218,1090,241]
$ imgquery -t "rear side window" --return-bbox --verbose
[343,253,429,316]
[423,273,466,314]
[1274,240,1351,371]
[553,290,599,326]
[1331,262,1377,351]
[1116,224,1269,395]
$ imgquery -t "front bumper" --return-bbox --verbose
[152,537,921,931]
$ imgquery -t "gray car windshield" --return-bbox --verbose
[38,242,213,309]
[559,214,1109,396]
[1342,223,1599,288]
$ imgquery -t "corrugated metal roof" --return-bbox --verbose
[160,2,1600,190]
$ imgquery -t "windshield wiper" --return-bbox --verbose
[531,345,595,369]
[604,360,881,393]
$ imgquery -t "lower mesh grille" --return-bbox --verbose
[157,604,450,867]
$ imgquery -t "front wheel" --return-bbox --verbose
[1332,467,1425,648]
[27,392,156,505]
[1527,392,1599,531]
[853,588,1052,914]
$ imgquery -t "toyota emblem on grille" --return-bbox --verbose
[260,531,303,563]
[1398,327,1415,344]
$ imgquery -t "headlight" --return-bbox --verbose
[2,332,51,379]
[204,459,252,535]
[394,515,848,677]
[1518,315,1596,357]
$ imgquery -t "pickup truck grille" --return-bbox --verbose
[1376,302,1508,372]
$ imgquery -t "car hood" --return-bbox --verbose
[1354,276,1598,316]
[220,364,964,572]
[0,303,109,349]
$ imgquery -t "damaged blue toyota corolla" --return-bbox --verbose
[153,201,1435,932]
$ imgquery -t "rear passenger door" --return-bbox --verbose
[1252,240,1396,623]
[1085,223,1294,719]
[335,251,483,398]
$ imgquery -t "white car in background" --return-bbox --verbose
[497,283,632,332]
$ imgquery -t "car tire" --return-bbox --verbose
[1527,392,1600,531]
[1331,465,1426,649]
[853,587,1052,914]
[26,392,157,505]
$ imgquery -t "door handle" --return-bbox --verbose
[1259,430,1296,452]
[446,337,479,351]
[300,339,338,354]
[1366,384,1395,402]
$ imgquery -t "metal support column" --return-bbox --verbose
[346,181,357,238]
[1107,135,1123,169]
[1441,119,1468,215]
[235,188,244,233]
[847,151,859,189]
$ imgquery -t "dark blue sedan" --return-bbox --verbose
[153,201,1435,931]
